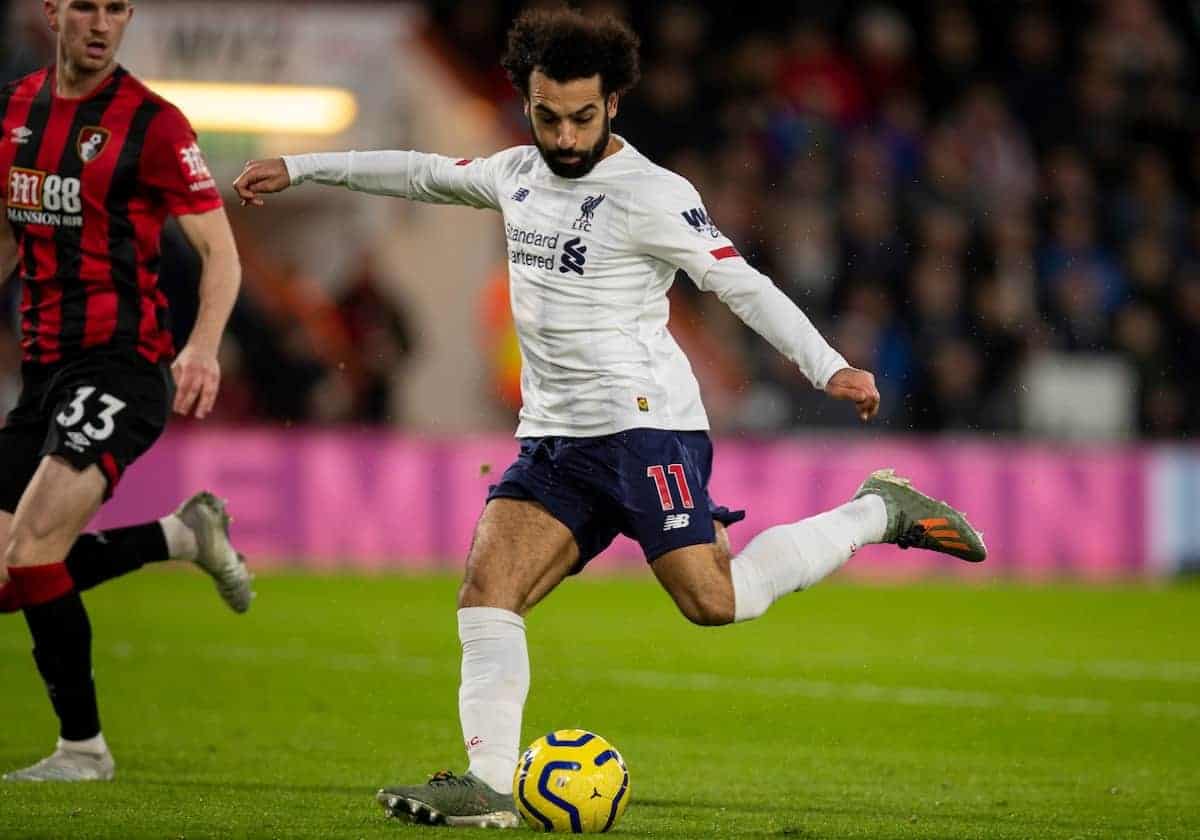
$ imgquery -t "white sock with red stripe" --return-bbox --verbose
[458,607,528,795]
[729,495,887,622]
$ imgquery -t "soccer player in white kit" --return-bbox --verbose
[234,8,986,828]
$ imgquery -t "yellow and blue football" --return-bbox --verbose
[513,729,630,833]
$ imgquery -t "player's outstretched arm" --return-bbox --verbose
[633,177,880,422]
[235,150,503,210]
[173,207,242,419]
[233,158,290,207]
[706,259,881,421]
[704,259,880,422]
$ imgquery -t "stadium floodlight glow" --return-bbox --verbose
[143,81,359,135]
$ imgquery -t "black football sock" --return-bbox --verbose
[24,590,102,742]
[64,522,169,592]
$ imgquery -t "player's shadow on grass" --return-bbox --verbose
[128,777,370,796]
[635,799,834,838]
[635,798,1102,838]
[636,797,764,815]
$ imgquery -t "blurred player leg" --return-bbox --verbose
[64,492,253,613]
[63,520,171,591]
[3,457,112,782]
[0,513,13,611]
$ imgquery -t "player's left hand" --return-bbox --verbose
[171,344,221,419]
[232,158,290,206]
[824,367,880,422]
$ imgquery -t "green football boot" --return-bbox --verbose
[376,770,521,829]
[854,468,987,563]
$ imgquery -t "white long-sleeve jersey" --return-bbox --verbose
[284,137,847,438]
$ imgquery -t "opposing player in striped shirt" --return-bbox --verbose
[0,0,252,781]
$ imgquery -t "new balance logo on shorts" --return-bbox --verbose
[663,513,690,531]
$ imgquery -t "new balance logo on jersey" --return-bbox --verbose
[681,207,722,238]
[663,513,691,531]
[559,236,587,275]
[9,126,31,145]
[511,187,530,202]
[572,193,605,231]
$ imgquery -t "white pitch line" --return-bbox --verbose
[596,669,1200,720]
[694,651,1200,684]
[881,654,1200,684]
[1,636,1197,719]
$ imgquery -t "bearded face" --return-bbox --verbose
[525,70,618,179]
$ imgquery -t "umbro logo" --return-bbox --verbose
[663,513,690,531]
[66,431,91,452]
[511,187,530,202]
[9,126,31,145]
[559,236,587,275]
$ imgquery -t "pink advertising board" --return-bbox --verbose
[93,430,1147,579]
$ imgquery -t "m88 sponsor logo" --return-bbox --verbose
[8,167,83,226]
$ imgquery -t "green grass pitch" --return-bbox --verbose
[1,570,1197,839]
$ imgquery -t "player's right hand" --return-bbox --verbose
[232,158,290,206]
[824,366,881,422]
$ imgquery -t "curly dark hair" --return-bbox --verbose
[501,6,641,98]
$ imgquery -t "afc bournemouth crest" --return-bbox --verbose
[77,126,111,163]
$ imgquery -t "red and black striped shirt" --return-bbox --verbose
[0,65,222,366]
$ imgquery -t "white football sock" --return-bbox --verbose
[458,607,529,795]
[159,515,197,561]
[59,732,108,756]
[730,495,887,622]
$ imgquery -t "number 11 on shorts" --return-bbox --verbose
[646,463,694,511]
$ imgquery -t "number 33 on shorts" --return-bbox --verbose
[55,386,127,451]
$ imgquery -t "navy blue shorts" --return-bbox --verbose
[487,428,745,568]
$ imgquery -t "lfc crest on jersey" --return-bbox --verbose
[77,126,111,163]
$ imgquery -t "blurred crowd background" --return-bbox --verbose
[3,0,1199,438]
